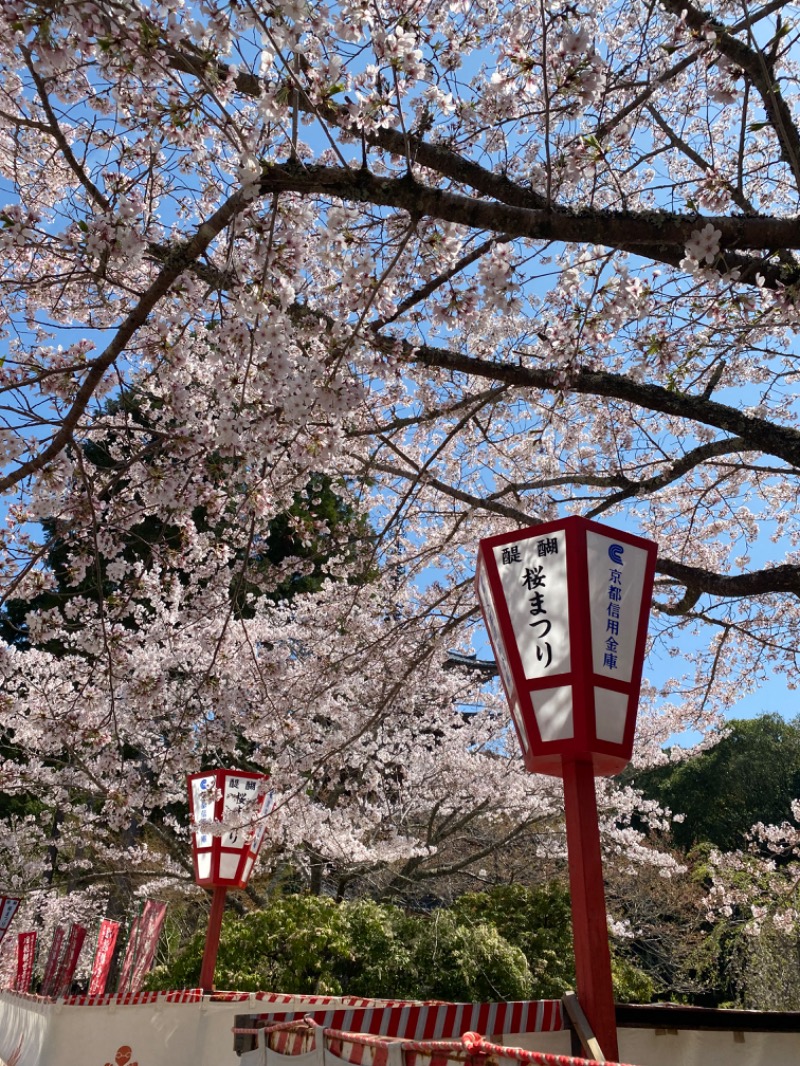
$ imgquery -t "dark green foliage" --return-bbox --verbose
[145,894,533,1000]
[146,888,653,1002]
[233,476,375,611]
[632,714,800,852]
[450,883,575,998]
[407,911,534,1002]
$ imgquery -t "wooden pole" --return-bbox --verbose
[199,885,227,993]
[562,757,619,1062]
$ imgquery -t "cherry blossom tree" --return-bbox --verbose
[2,0,800,922]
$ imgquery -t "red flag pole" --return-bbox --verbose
[199,885,227,993]
[562,757,619,1062]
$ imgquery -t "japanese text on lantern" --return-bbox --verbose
[193,775,216,847]
[587,531,650,682]
[604,561,623,670]
[518,538,559,667]
[493,532,570,680]
[223,775,260,847]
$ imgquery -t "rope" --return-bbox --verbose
[462,1032,638,1066]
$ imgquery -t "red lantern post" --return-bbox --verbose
[187,768,273,991]
[476,516,657,1062]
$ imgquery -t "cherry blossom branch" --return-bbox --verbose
[20,46,111,214]
[585,438,748,517]
[369,443,800,604]
[164,41,800,289]
[400,340,800,468]
[661,0,800,190]
[371,235,513,330]
[0,189,249,496]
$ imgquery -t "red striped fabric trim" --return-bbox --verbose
[244,1019,634,1066]
[266,1002,565,1039]
[60,988,204,1007]
[323,1030,633,1066]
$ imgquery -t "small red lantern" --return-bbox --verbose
[187,768,272,889]
[187,768,273,990]
[475,515,657,778]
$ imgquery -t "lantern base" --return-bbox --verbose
[524,751,629,778]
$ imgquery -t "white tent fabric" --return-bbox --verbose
[0,991,244,1066]
[617,1026,800,1066]
[2,990,800,1066]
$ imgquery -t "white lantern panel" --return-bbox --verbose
[586,532,649,682]
[241,856,255,884]
[222,775,261,848]
[197,852,212,880]
[531,686,574,742]
[192,775,217,848]
[509,696,529,753]
[594,687,628,744]
[493,531,570,679]
[219,851,241,880]
[476,561,516,696]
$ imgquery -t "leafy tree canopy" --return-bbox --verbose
[633,715,800,852]
[146,890,652,1002]
[146,894,535,1000]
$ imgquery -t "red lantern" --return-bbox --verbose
[187,768,273,990]
[476,516,657,1061]
[187,768,273,889]
[475,515,657,778]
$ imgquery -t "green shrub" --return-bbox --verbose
[146,894,532,999]
[147,887,651,1003]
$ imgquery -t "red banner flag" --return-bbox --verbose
[88,919,120,996]
[0,896,22,951]
[40,923,87,998]
[40,925,65,997]
[118,901,166,993]
[52,923,87,998]
[15,931,36,993]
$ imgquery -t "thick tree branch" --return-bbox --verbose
[256,161,800,252]
[657,557,800,601]
[397,340,800,469]
[247,161,800,293]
